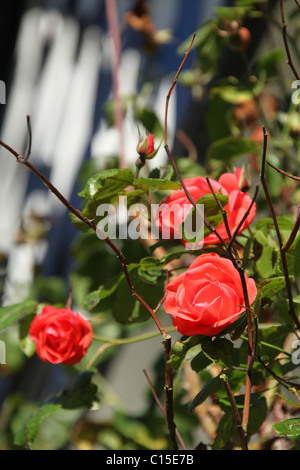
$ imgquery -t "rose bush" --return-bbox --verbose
[29,306,93,365]
[164,252,257,336]
[156,169,256,246]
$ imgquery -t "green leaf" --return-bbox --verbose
[219,393,267,440]
[69,212,92,233]
[0,300,37,332]
[214,86,253,105]
[256,216,294,232]
[134,107,163,137]
[168,336,203,370]
[79,168,134,201]
[274,418,300,438]
[139,256,165,271]
[83,264,139,312]
[149,164,174,181]
[134,177,181,192]
[254,48,284,78]
[189,375,223,411]
[200,337,234,369]
[112,266,165,324]
[14,403,60,449]
[276,393,300,409]
[257,324,292,362]
[190,351,212,373]
[212,412,234,450]
[207,136,259,163]
[14,371,98,449]
[293,238,300,282]
[253,230,278,278]
[257,276,287,300]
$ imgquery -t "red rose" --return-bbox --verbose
[29,306,93,365]
[155,176,223,242]
[164,253,257,336]
[156,171,256,247]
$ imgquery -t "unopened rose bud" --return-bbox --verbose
[137,133,159,159]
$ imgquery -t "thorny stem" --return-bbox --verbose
[260,127,300,330]
[279,0,300,80]
[265,161,300,253]
[221,375,248,451]
[143,370,186,450]
[163,34,258,445]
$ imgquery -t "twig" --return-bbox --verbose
[163,337,177,451]
[206,176,233,243]
[266,161,300,181]
[24,114,32,162]
[143,369,187,450]
[254,354,300,390]
[265,161,300,252]
[227,184,259,251]
[221,375,248,451]
[279,0,300,80]
[259,126,300,330]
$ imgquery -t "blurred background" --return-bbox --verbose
[0,0,291,450]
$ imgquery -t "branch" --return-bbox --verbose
[221,375,248,450]
[265,161,300,252]
[259,126,300,330]
[266,161,300,182]
[143,369,186,450]
[279,0,300,80]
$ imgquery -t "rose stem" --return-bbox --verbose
[163,32,257,446]
[265,161,300,253]
[260,126,300,330]
[221,375,248,451]
[143,369,186,450]
[205,179,256,433]
[279,0,300,81]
